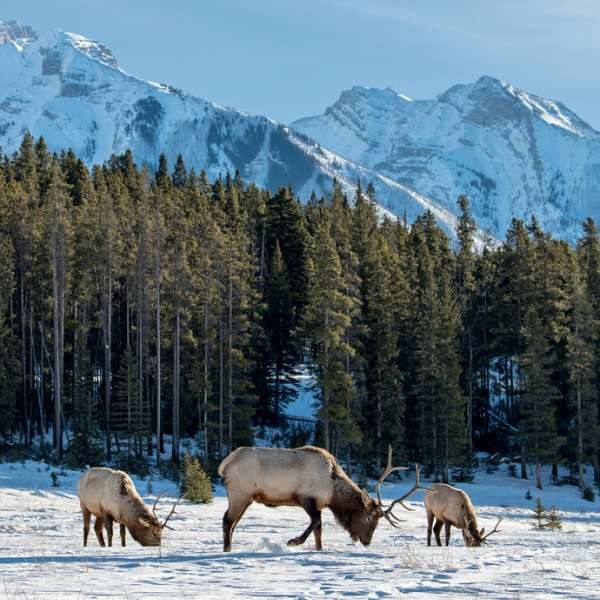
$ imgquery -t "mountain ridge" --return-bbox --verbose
[0,20,465,237]
[2,20,597,242]
[292,76,600,241]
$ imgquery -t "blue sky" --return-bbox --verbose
[3,0,600,127]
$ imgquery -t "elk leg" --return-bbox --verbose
[313,517,323,552]
[444,521,451,546]
[104,514,114,547]
[94,517,106,547]
[82,508,91,547]
[120,524,126,547]
[223,499,251,552]
[426,510,435,546]
[433,519,443,546]
[287,498,322,549]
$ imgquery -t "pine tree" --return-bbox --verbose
[455,195,477,453]
[304,218,355,452]
[263,241,297,422]
[532,497,548,529]
[180,454,213,503]
[577,218,600,482]
[519,307,562,489]
[566,266,597,491]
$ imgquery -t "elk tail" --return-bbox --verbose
[218,450,238,478]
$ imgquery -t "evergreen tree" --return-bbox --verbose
[263,241,297,422]
[304,218,355,453]
[519,307,562,489]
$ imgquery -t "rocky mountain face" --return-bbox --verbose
[2,20,597,241]
[1,19,457,232]
[292,77,600,241]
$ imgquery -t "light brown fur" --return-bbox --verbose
[424,483,483,547]
[218,446,384,551]
[78,467,163,547]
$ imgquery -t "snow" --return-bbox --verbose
[284,366,317,420]
[291,76,600,243]
[1,460,599,599]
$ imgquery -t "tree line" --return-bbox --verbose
[0,134,599,491]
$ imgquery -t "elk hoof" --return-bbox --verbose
[286,537,301,547]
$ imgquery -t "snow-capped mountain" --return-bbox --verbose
[292,77,600,241]
[4,20,596,241]
[0,19,463,233]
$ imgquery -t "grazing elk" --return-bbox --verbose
[218,445,423,552]
[424,483,502,547]
[78,467,183,547]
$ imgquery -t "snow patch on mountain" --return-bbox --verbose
[0,20,464,237]
[292,76,600,242]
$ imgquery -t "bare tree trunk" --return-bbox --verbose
[218,290,224,460]
[323,306,330,451]
[20,271,27,445]
[35,320,46,449]
[577,375,585,490]
[172,242,181,464]
[520,454,528,480]
[203,295,209,460]
[228,269,233,452]
[52,201,65,457]
[172,305,180,464]
[155,203,161,466]
[443,394,449,484]
[467,334,473,454]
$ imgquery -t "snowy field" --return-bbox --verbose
[1,461,599,599]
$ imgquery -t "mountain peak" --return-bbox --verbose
[62,31,119,69]
[0,19,37,48]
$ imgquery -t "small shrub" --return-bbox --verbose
[546,506,562,530]
[50,471,60,487]
[451,464,475,483]
[115,453,151,478]
[532,498,562,530]
[63,433,104,470]
[582,486,595,502]
[158,459,181,483]
[532,497,547,529]
[180,454,213,504]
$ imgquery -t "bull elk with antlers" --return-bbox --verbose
[424,483,502,547]
[218,445,424,551]
[78,467,184,547]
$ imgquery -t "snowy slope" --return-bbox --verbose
[292,78,600,241]
[0,19,459,234]
[1,460,599,599]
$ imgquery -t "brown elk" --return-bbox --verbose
[218,445,423,552]
[424,483,502,547]
[78,467,183,547]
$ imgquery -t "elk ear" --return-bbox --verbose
[361,488,371,504]
[480,527,485,536]
[138,517,151,527]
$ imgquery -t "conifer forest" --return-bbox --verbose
[1,134,599,492]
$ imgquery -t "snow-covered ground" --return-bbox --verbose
[1,461,599,599]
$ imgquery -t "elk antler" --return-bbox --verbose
[481,517,503,543]
[374,445,409,528]
[386,463,428,515]
[152,490,168,518]
[161,493,187,529]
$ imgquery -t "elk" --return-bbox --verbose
[78,467,183,547]
[218,445,423,552]
[424,483,502,547]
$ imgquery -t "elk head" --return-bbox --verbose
[133,492,185,547]
[463,516,503,547]
[351,446,426,546]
